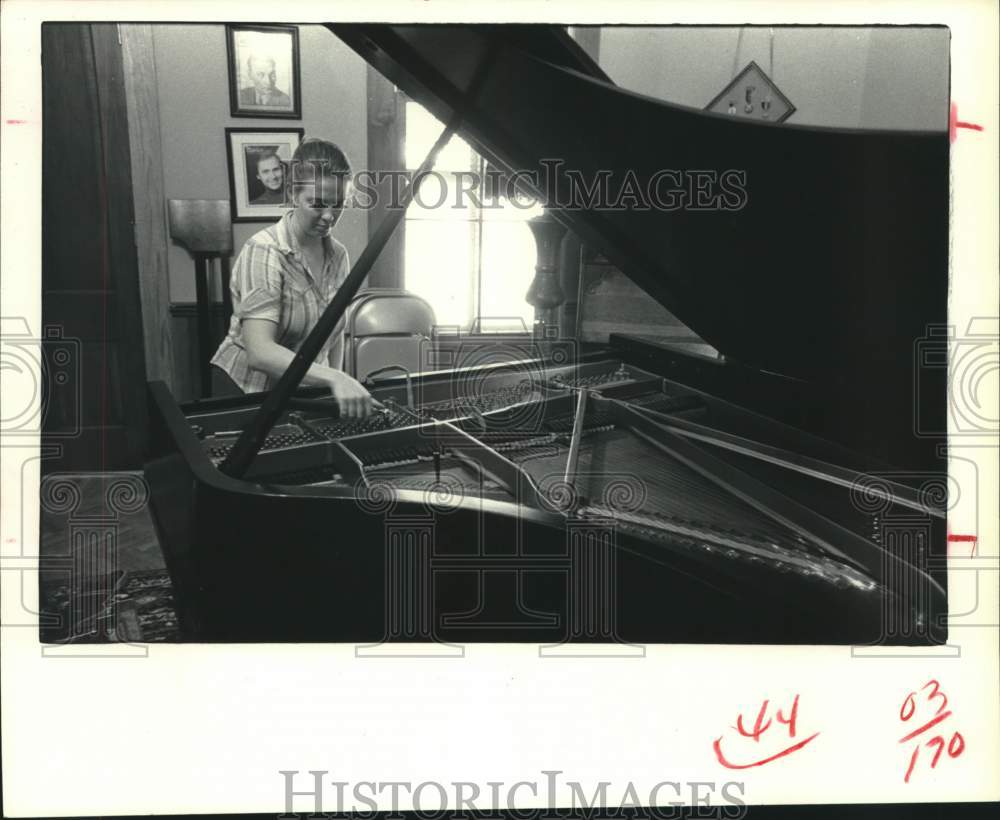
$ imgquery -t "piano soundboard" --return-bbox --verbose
[180,359,878,594]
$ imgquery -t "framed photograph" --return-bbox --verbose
[224,127,303,222]
[226,24,301,118]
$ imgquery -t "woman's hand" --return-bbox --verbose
[325,370,374,418]
[241,319,375,416]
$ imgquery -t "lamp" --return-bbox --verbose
[167,199,234,398]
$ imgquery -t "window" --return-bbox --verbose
[403,101,543,332]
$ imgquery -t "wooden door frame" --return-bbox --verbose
[120,23,177,391]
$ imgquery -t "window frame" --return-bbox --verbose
[402,98,541,332]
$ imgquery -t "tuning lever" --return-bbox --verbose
[287,396,341,417]
[286,395,385,417]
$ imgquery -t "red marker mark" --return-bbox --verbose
[899,709,953,744]
[947,533,977,557]
[898,679,965,783]
[950,102,985,143]
[5,119,29,125]
[714,694,820,769]
[714,732,821,769]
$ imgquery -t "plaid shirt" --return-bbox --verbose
[211,211,350,393]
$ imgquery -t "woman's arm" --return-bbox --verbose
[242,318,373,417]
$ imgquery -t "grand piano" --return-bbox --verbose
[145,25,949,644]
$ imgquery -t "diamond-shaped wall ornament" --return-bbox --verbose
[705,60,795,123]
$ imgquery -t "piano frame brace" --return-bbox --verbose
[611,398,945,606]
[337,418,547,506]
[562,387,590,488]
[629,403,944,519]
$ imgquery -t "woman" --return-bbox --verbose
[212,138,374,417]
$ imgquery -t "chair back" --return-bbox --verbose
[343,289,436,381]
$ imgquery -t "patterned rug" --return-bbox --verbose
[39,568,182,643]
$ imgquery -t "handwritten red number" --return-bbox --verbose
[715,695,819,769]
[922,679,948,716]
[776,694,800,737]
[735,699,772,742]
[899,681,966,784]
[948,732,966,757]
[927,736,946,768]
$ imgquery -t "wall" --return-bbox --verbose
[599,26,949,131]
[153,24,368,303]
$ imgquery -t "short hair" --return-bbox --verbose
[290,138,352,199]
[254,148,281,170]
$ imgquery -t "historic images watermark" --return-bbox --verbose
[0,316,81,440]
[913,318,999,438]
[1,316,152,655]
[36,472,153,655]
[278,770,747,818]
[913,319,1000,647]
[290,159,749,213]
[848,469,951,654]
[351,469,649,658]
[349,333,648,657]
[849,317,999,657]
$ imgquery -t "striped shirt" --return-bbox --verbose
[211,211,350,393]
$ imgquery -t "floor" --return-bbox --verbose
[38,471,180,642]
[40,471,165,570]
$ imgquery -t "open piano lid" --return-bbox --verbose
[331,24,949,389]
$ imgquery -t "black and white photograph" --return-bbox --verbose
[30,21,963,646]
[226,23,301,118]
[1,5,997,818]
[225,127,303,220]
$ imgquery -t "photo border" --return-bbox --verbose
[225,22,302,119]
[224,126,304,222]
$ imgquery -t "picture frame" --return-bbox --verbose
[224,127,304,222]
[225,24,301,119]
[704,60,796,123]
